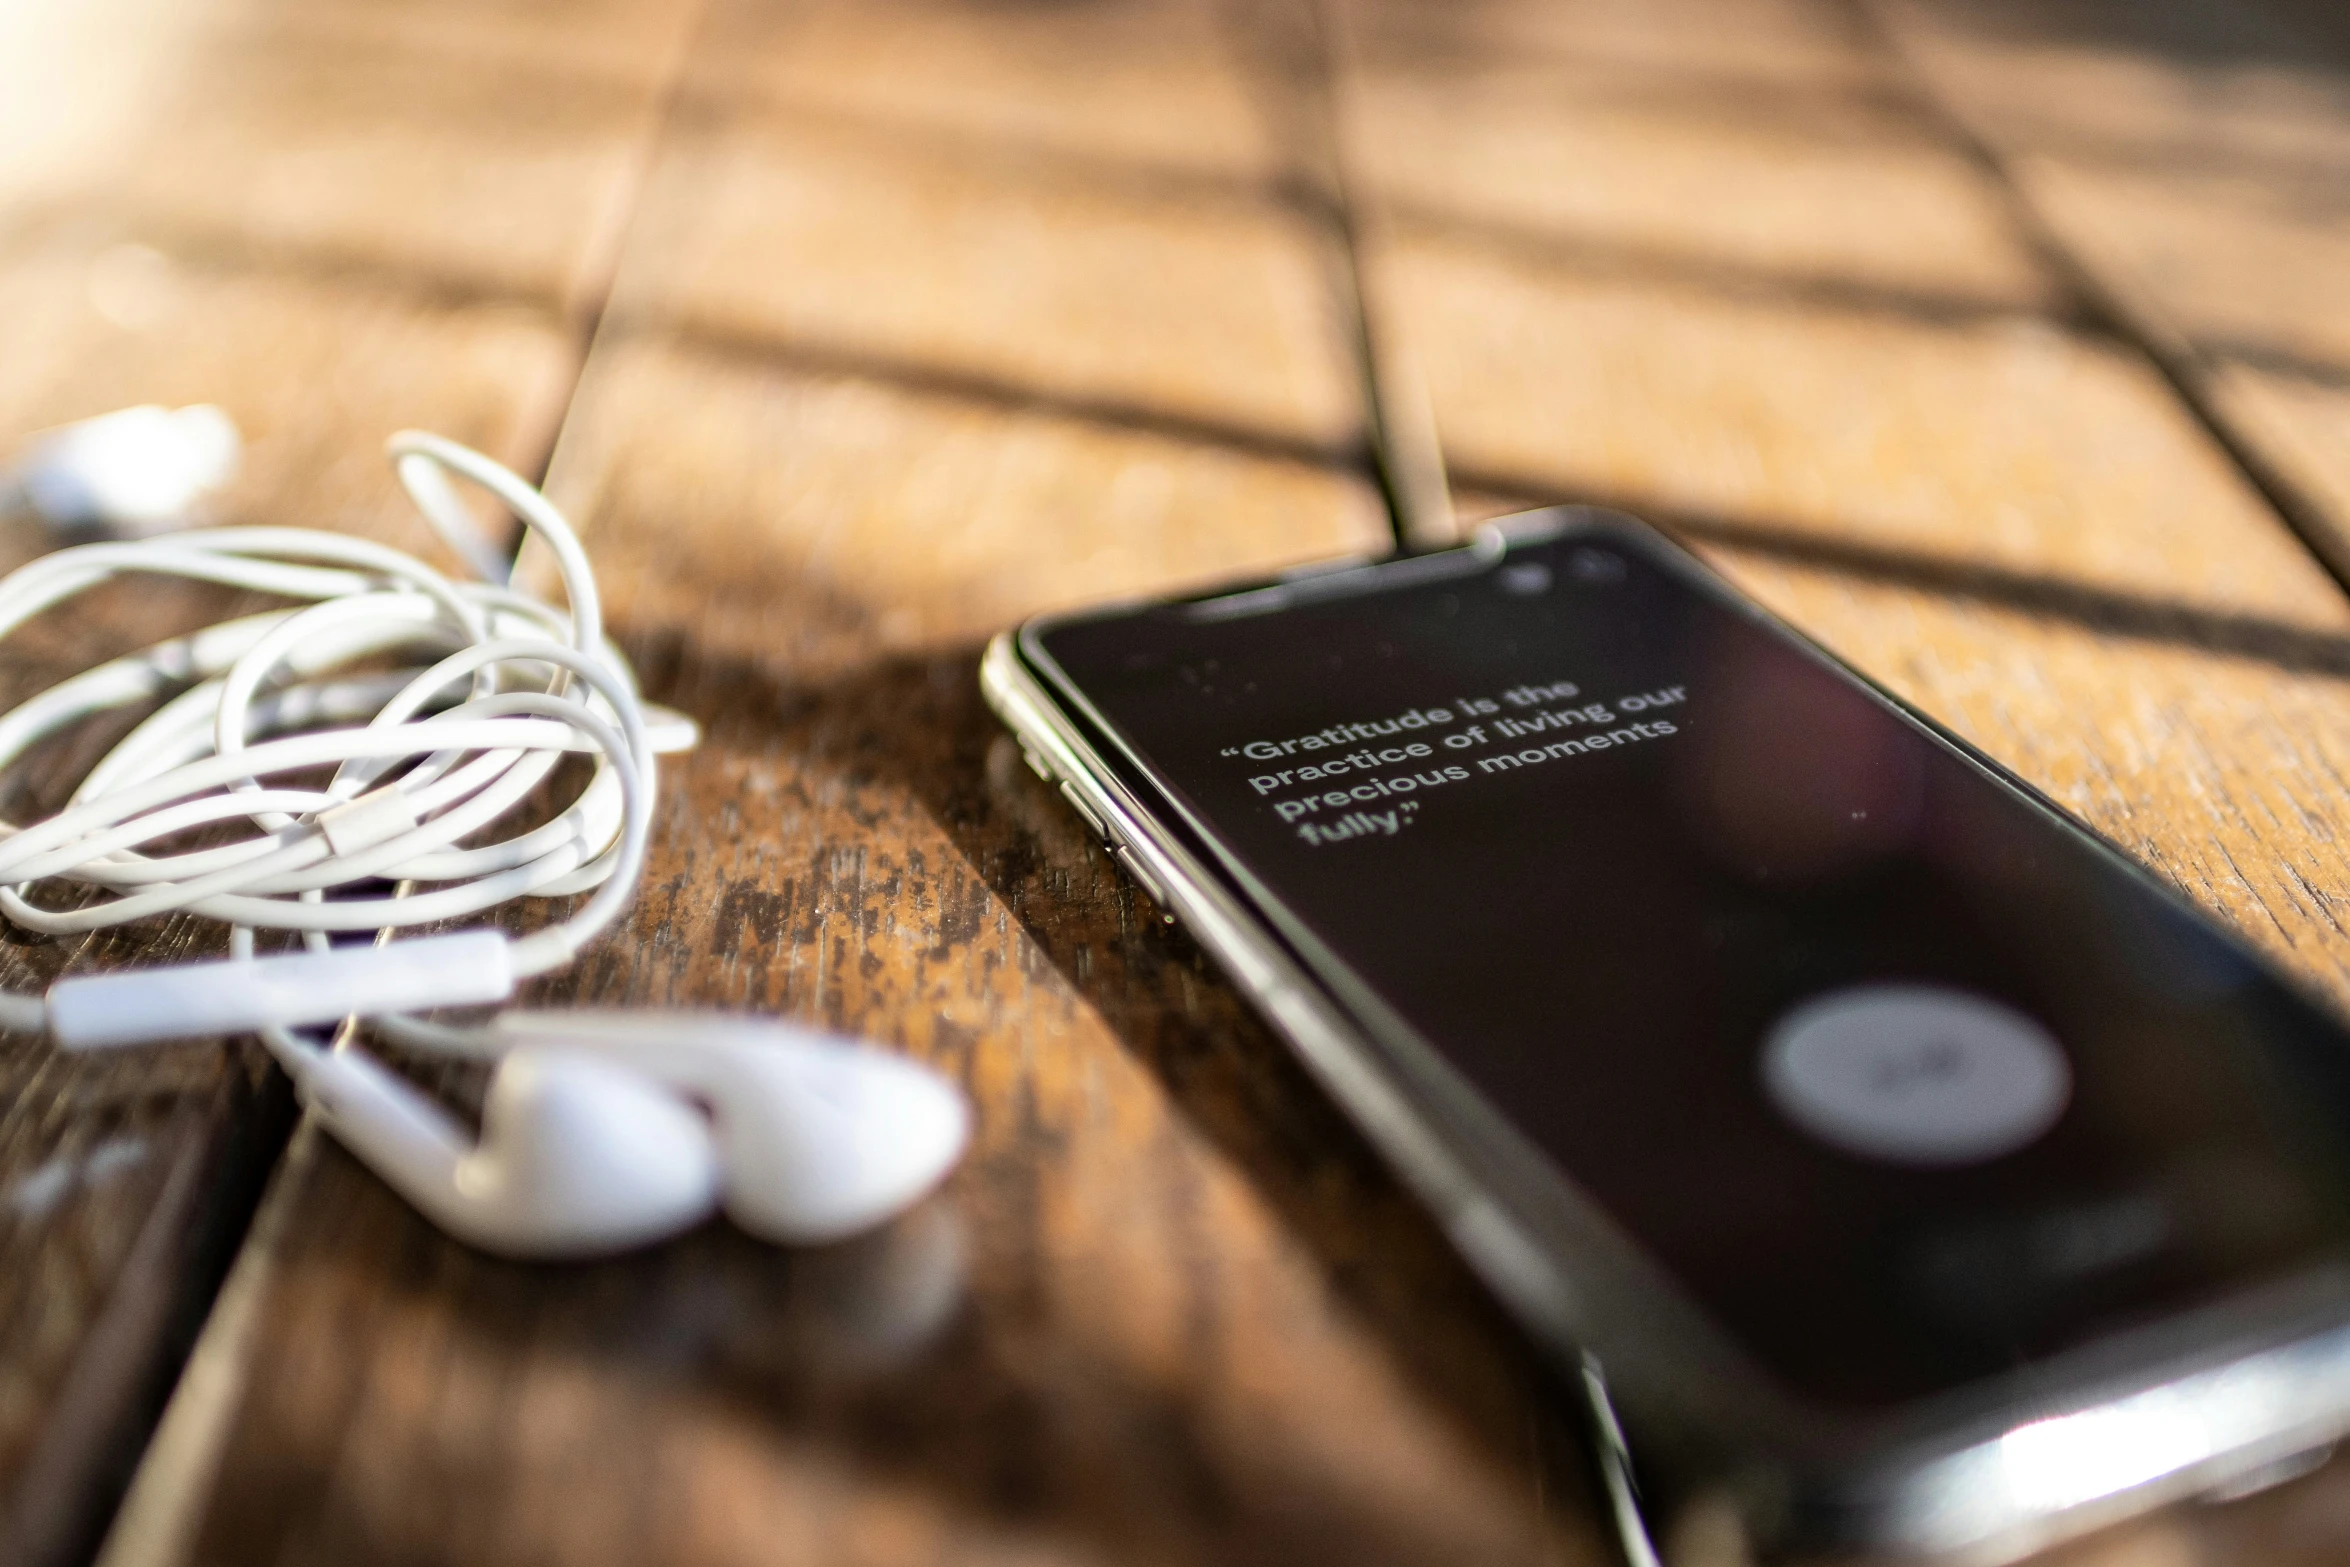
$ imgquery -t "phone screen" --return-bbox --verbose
[1029,522,2350,1413]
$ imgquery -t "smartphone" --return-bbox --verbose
[982,508,2350,1564]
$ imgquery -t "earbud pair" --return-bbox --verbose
[0,428,974,1262]
[277,1013,970,1259]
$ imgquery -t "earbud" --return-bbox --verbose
[4,404,241,533]
[712,1038,968,1244]
[290,1041,722,1258]
[491,1012,971,1245]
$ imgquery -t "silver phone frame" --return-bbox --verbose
[980,505,2350,1564]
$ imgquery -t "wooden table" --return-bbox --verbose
[3,0,2349,1563]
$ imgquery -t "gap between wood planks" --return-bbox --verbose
[1848,0,2350,600]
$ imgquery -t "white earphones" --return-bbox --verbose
[492,1012,973,1244]
[266,1011,970,1258]
[0,422,970,1258]
[2,404,242,534]
[275,1011,975,1257]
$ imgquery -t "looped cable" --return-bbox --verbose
[0,433,697,1025]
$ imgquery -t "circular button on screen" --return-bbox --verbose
[1761,985,2071,1166]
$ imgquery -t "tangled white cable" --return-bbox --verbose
[0,431,691,1046]
[0,429,970,1258]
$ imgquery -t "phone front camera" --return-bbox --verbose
[1568,548,1627,584]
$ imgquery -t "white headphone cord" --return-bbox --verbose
[0,430,696,1044]
[0,421,973,1257]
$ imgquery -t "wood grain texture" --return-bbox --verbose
[1339,0,2054,318]
[0,0,698,1561]
[604,0,1366,466]
[1870,0,2350,573]
[1342,0,2350,1560]
[0,0,703,514]
[108,3,1613,1567]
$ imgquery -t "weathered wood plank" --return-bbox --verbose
[102,3,1620,1567]
[601,1,1364,467]
[1338,0,2350,1560]
[0,0,698,1561]
[1339,0,2053,317]
[1871,0,2350,577]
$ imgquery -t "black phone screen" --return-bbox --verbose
[1029,521,2350,1413]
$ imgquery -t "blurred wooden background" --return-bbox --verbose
[3,0,2350,1564]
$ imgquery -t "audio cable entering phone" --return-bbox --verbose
[0,422,969,1258]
